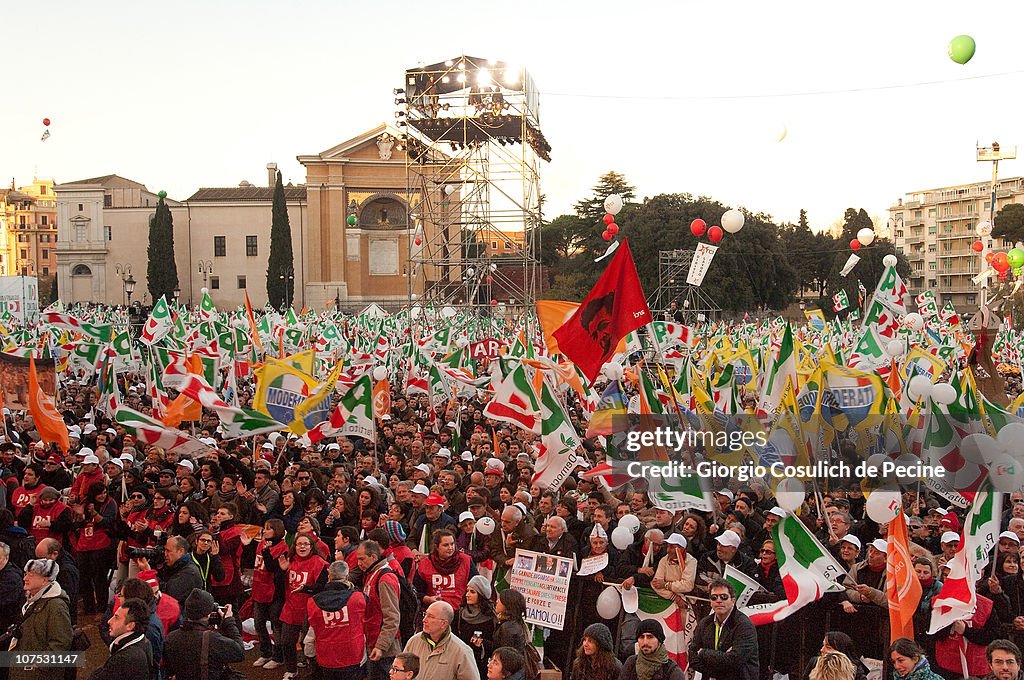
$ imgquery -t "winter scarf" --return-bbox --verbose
[635,643,670,680]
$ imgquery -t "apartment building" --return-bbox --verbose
[889,176,1024,311]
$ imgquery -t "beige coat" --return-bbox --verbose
[652,552,697,600]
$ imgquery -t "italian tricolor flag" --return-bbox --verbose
[636,588,696,669]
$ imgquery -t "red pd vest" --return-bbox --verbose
[416,553,472,609]
[280,554,327,625]
[29,501,68,544]
[306,591,367,669]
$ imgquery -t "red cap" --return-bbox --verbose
[485,469,503,476]
[424,493,446,506]
[46,454,62,464]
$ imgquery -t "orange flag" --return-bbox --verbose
[28,356,69,453]
[887,508,923,643]
[373,379,391,423]
[244,291,263,352]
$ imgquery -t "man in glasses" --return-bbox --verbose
[687,578,759,680]
[402,601,478,680]
[389,653,419,680]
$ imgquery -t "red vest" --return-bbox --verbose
[935,593,993,676]
[416,553,472,609]
[29,501,68,544]
[306,590,367,669]
[70,468,104,501]
[75,516,112,552]
[362,565,400,651]
[252,539,289,603]
[11,485,42,515]
[280,554,327,625]
[211,524,242,589]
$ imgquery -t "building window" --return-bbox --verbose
[491,241,498,249]
[210,276,220,290]
[41,267,48,276]
[104,195,112,208]
[18,216,25,226]
[75,224,87,241]
[915,210,922,218]
[984,201,991,210]
[39,186,45,195]
[214,236,226,257]
[40,216,47,226]
[967,294,977,305]
[929,262,937,270]
[237,276,246,289]
[928,244,936,253]
[246,235,257,257]
[104,226,112,241]
[72,264,91,276]
[928,225,937,234]
[19,250,26,259]
[78,204,83,212]
[41,250,47,259]
[20,267,26,276]
[928,208,937,217]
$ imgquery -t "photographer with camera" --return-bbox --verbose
[163,588,244,680]
[134,536,203,608]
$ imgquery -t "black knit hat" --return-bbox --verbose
[583,623,614,652]
[637,619,665,644]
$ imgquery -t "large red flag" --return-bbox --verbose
[28,356,69,453]
[553,240,651,382]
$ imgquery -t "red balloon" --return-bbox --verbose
[607,223,619,236]
[973,240,984,252]
[490,299,498,306]
[850,239,861,251]
[602,230,612,241]
[42,118,50,126]
[994,252,1010,272]
[486,276,493,284]
[603,214,615,225]
[986,252,996,264]
[690,219,707,237]
[414,237,422,246]
[708,226,723,243]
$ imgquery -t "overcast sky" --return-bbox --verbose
[5,1,1024,233]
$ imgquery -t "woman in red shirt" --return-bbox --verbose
[252,519,289,670]
[279,531,328,680]
[71,481,118,615]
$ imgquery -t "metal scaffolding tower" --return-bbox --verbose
[650,250,721,321]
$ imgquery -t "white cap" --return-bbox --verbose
[363,475,380,488]
[929,506,949,515]
[446,421,457,429]
[839,535,861,550]
[458,511,475,523]
[714,530,741,548]
[767,507,787,518]
[177,459,194,472]
[941,531,961,544]
[82,454,100,465]
[715,488,734,501]
[513,502,529,518]
[261,442,274,450]
[104,428,117,436]
[486,457,504,473]
[665,534,687,548]
[199,437,216,446]
[83,424,97,434]
[590,524,608,540]
[327,443,340,451]
[415,463,431,476]
[106,458,124,469]
[461,451,474,462]
[380,414,392,421]
[1000,530,1021,544]
[412,484,430,496]
[869,539,888,554]
[77,447,94,458]
[435,448,451,460]
[119,453,135,462]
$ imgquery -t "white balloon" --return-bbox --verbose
[865,487,901,524]
[857,228,875,246]
[883,254,898,267]
[596,587,622,619]
[618,514,642,534]
[907,375,934,402]
[775,124,788,142]
[455,336,470,349]
[372,366,388,382]
[611,526,633,550]
[904,313,925,331]
[722,209,745,234]
[601,362,624,381]
[604,194,624,216]
[775,478,805,512]
[990,453,1024,493]
[931,382,957,406]
[961,433,1002,465]
[885,340,904,358]
[998,423,1024,457]
[476,516,495,536]
[866,454,889,474]
[978,221,993,237]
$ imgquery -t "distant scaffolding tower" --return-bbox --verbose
[651,250,721,321]
[396,55,550,314]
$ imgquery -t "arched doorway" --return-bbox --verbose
[71,264,92,303]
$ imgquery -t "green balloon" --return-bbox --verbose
[948,35,976,64]
[157,190,167,199]
[1008,248,1024,269]
[347,214,357,226]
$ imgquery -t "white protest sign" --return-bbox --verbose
[686,243,719,286]
[508,549,574,630]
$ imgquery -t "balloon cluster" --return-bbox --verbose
[601,194,622,241]
[986,248,1024,280]
[40,117,51,142]
[850,228,874,252]
[690,209,745,244]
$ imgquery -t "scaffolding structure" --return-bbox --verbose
[650,250,721,321]
[396,56,549,316]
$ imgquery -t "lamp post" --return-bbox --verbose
[173,286,180,304]
[197,260,214,291]
[279,267,294,309]
[114,263,132,306]
[124,273,136,306]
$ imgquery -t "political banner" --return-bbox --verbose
[508,549,573,631]
[686,243,719,286]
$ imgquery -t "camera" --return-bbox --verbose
[127,546,164,562]
[208,605,226,627]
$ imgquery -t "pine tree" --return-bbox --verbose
[147,196,179,303]
[266,171,294,310]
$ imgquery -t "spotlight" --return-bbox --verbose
[442,76,450,84]
[477,68,492,88]
[445,60,453,67]
[397,121,407,127]
[456,73,466,84]
[505,67,520,85]
[395,97,406,105]
[393,88,404,95]
[395,111,405,118]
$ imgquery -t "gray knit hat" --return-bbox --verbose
[24,559,59,581]
[583,622,614,652]
[467,574,492,600]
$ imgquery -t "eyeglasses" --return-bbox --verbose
[389,668,410,674]
[298,476,310,481]
[197,538,213,543]
[130,495,144,500]
[760,549,776,554]
[709,594,732,602]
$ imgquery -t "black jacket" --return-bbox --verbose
[687,609,760,680]
[87,632,153,680]
[164,619,244,680]
[158,555,205,608]
[0,562,24,630]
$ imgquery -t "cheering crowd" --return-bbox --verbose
[0,352,1018,680]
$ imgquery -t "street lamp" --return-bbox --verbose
[198,260,214,289]
[124,273,136,306]
[173,286,180,304]
[114,263,132,306]
[279,267,294,309]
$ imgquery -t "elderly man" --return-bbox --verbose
[696,529,756,591]
[687,578,759,680]
[490,505,537,587]
[531,516,578,562]
[402,601,479,680]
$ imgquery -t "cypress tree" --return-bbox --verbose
[266,171,294,310]
[146,195,178,303]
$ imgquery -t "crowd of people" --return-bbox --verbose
[0,346,1017,680]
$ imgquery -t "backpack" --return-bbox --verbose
[377,566,420,644]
